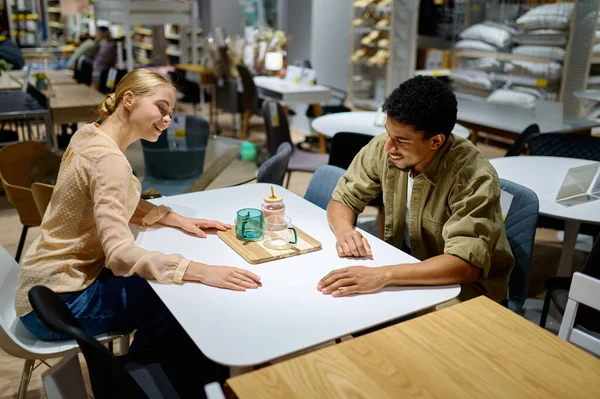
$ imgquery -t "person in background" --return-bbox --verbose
[0,38,24,69]
[91,26,117,87]
[317,76,514,307]
[66,31,99,70]
[15,69,262,397]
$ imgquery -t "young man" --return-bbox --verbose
[318,76,514,304]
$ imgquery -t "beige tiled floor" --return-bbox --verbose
[0,107,591,397]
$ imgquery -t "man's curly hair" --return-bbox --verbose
[383,76,457,138]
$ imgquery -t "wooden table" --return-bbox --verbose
[0,74,21,90]
[47,84,106,125]
[8,70,76,87]
[174,64,215,85]
[228,296,600,399]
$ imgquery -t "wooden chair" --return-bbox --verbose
[31,182,54,219]
[0,142,49,261]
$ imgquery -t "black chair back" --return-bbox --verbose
[76,57,94,86]
[99,67,127,94]
[577,236,600,333]
[262,100,292,154]
[257,142,292,186]
[237,64,260,115]
[168,70,201,103]
[28,286,147,399]
[329,132,374,169]
[505,124,540,157]
[530,133,600,161]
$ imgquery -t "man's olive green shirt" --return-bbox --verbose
[332,134,514,303]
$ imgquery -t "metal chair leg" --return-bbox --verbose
[16,359,35,399]
[539,289,553,328]
[285,171,292,189]
[15,225,29,263]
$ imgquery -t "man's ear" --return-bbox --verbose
[430,133,446,150]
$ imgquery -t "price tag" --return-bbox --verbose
[268,102,279,127]
[535,79,548,88]
[106,68,118,90]
[167,115,187,151]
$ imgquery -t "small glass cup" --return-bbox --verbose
[264,215,298,250]
[235,208,264,241]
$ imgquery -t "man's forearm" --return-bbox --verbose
[382,254,480,286]
[327,199,357,236]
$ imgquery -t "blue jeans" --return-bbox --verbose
[21,268,227,397]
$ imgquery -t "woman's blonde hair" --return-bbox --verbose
[97,68,174,118]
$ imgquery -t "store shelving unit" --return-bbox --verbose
[93,0,200,70]
[347,0,419,110]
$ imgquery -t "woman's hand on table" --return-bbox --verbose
[162,213,232,238]
[184,262,262,291]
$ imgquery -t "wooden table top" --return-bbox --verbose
[0,74,21,90]
[8,70,77,87]
[48,84,106,110]
[227,296,600,399]
[174,64,215,84]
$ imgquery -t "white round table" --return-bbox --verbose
[490,156,600,277]
[311,111,471,140]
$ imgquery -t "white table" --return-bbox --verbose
[574,90,600,102]
[457,98,600,142]
[490,156,600,276]
[311,111,471,140]
[253,76,331,105]
[136,184,460,373]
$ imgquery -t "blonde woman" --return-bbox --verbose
[15,69,261,394]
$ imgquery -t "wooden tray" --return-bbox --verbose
[218,226,322,264]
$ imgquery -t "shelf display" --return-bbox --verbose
[348,0,418,110]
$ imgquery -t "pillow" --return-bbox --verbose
[503,60,563,80]
[514,29,568,46]
[596,30,600,43]
[588,75,600,86]
[507,85,545,99]
[516,3,574,31]
[451,70,493,90]
[460,23,512,48]
[455,39,497,52]
[459,57,501,72]
[512,45,565,61]
[594,43,600,55]
[487,89,537,109]
[452,84,493,99]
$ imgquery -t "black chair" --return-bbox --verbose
[28,286,179,399]
[168,70,209,115]
[99,67,128,94]
[237,64,263,140]
[262,100,328,188]
[505,124,540,156]
[75,56,93,86]
[329,132,384,238]
[540,236,600,335]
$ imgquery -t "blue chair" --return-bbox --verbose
[141,114,209,197]
[304,165,346,210]
[500,178,539,313]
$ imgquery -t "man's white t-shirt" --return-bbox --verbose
[404,172,414,250]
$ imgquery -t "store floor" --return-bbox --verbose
[0,107,592,397]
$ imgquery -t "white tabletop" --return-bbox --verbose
[574,90,600,102]
[137,184,460,367]
[254,76,331,105]
[490,156,600,224]
[458,98,600,135]
[311,111,471,139]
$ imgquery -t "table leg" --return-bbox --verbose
[311,104,328,153]
[556,219,581,277]
[230,366,253,377]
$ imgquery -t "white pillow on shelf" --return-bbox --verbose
[459,57,501,72]
[512,45,565,61]
[451,70,493,90]
[455,39,497,52]
[514,29,568,46]
[593,43,600,55]
[459,23,512,48]
[487,89,537,109]
[515,3,574,31]
[503,60,563,80]
[595,30,600,43]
